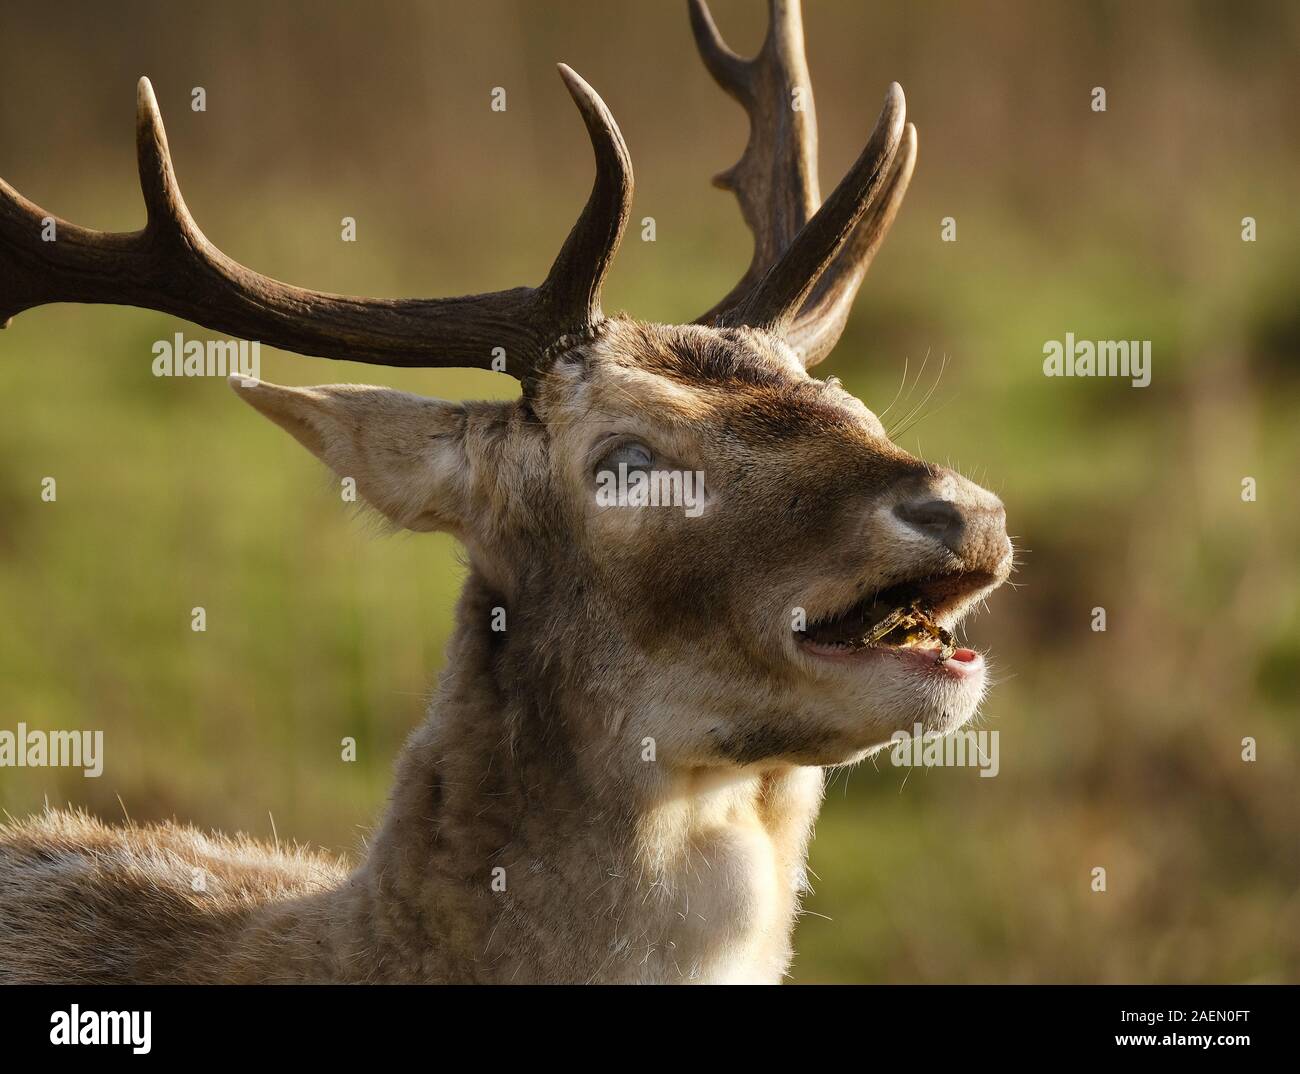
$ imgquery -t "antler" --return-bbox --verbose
[0,66,632,382]
[689,0,917,368]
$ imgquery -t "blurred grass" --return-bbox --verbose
[1,0,1298,983]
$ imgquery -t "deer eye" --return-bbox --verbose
[595,440,655,476]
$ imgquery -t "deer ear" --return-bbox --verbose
[228,376,473,533]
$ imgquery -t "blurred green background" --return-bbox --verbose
[1,1,1297,982]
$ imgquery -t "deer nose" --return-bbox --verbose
[893,493,1009,567]
[893,499,963,547]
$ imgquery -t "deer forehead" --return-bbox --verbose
[541,321,889,455]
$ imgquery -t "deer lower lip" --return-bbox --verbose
[891,644,983,677]
[800,638,984,677]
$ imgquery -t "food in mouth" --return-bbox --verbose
[798,586,958,664]
[863,602,957,661]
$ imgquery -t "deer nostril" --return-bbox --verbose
[894,498,965,553]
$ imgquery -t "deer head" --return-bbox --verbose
[0,0,1011,771]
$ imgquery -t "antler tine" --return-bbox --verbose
[689,0,819,320]
[135,77,195,241]
[730,83,905,335]
[687,0,757,103]
[0,71,634,382]
[691,0,915,367]
[540,65,634,334]
[786,122,916,368]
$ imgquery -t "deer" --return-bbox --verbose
[0,0,1012,984]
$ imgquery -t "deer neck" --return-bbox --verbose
[344,571,826,983]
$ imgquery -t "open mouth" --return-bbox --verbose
[795,572,994,665]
